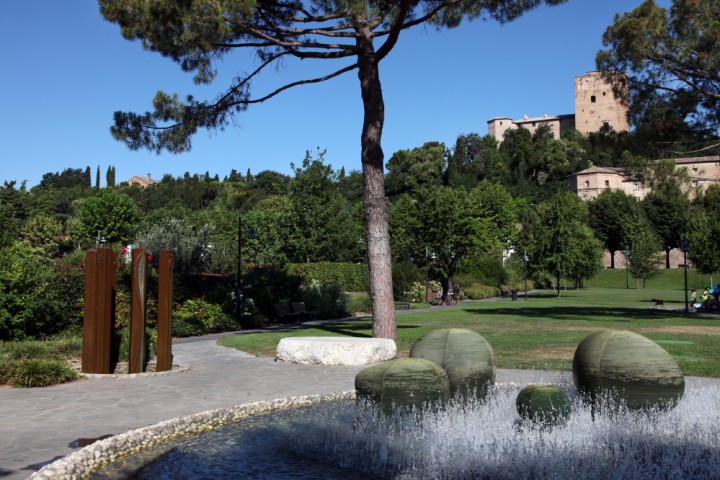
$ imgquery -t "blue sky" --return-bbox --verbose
[0,1,668,189]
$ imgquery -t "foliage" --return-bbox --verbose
[72,188,142,246]
[626,220,664,287]
[0,242,52,340]
[588,189,645,267]
[459,252,509,288]
[347,292,373,314]
[0,201,20,249]
[44,250,87,333]
[9,359,78,388]
[392,262,424,302]
[134,217,213,275]
[300,280,349,320]
[385,142,446,197]
[20,214,63,255]
[642,170,690,267]
[597,0,720,133]
[460,283,501,300]
[287,262,369,292]
[173,298,227,333]
[522,191,603,295]
[404,280,442,304]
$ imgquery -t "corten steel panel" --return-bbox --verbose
[81,248,117,373]
[156,250,175,372]
[129,249,148,374]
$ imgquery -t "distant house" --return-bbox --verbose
[127,173,159,188]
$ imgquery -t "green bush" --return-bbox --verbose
[392,262,423,301]
[301,280,349,319]
[10,359,78,388]
[404,280,441,303]
[171,316,205,338]
[173,298,227,332]
[347,292,372,314]
[459,254,508,288]
[462,283,500,300]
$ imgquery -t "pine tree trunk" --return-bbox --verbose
[357,21,396,340]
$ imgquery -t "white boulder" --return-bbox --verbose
[276,337,396,366]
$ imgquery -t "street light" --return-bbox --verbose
[622,245,631,289]
[681,239,689,313]
[236,217,257,319]
[425,247,436,305]
[524,251,529,301]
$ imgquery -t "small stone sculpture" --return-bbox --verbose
[355,358,450,414]
[515,384,571,428]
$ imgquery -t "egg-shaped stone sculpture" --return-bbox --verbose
[355,358,450,414]
[410,328,495,400]
[572,330,685,410]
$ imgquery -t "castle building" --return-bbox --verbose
[487,72,629,141]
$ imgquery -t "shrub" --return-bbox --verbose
[288,262,369,292]
[392,262,423,301]
[10,359,78,388]
[462,283,500,300]
[171,316,205,338]
[404,281,441,303]
[347,292,372,314]
[301,280,349,319]
[173,298,227,332]
[459,253,508,288]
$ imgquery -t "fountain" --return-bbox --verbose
[33,330,720,479]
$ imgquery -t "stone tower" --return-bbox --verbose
[574,71,629,135]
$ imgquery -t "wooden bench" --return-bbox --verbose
[652,299,665,309]
[290,302,315,321]
[394,301,410,310]
[274,303,303,323]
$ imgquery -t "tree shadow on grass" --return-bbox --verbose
[313,323,420,338]
[463,305,689,323]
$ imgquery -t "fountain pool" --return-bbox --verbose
[81,380,720,480]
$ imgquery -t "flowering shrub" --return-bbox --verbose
[404,281,441,303]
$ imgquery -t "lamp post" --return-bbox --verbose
[622,245,630,289]
[236,217,257,319]
[682,239,689,313]
[425,247,436,305]
[524,251,529,301]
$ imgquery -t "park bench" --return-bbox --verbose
[652,298,665,309]
[394,301,410,310]
[274,303,303,323]
[290,301,316,321]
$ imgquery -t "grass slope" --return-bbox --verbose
[219,285,720,378]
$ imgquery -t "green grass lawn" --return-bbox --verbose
[218,284,720,378]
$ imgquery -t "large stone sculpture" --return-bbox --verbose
[572,330,685,410]
[409,328,495,400]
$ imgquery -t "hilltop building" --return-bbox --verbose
[127,173,159,188]
[487,72,629,141]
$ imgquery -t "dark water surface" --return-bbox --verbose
[91,401,377,479]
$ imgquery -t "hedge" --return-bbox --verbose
[288,262,369,292]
